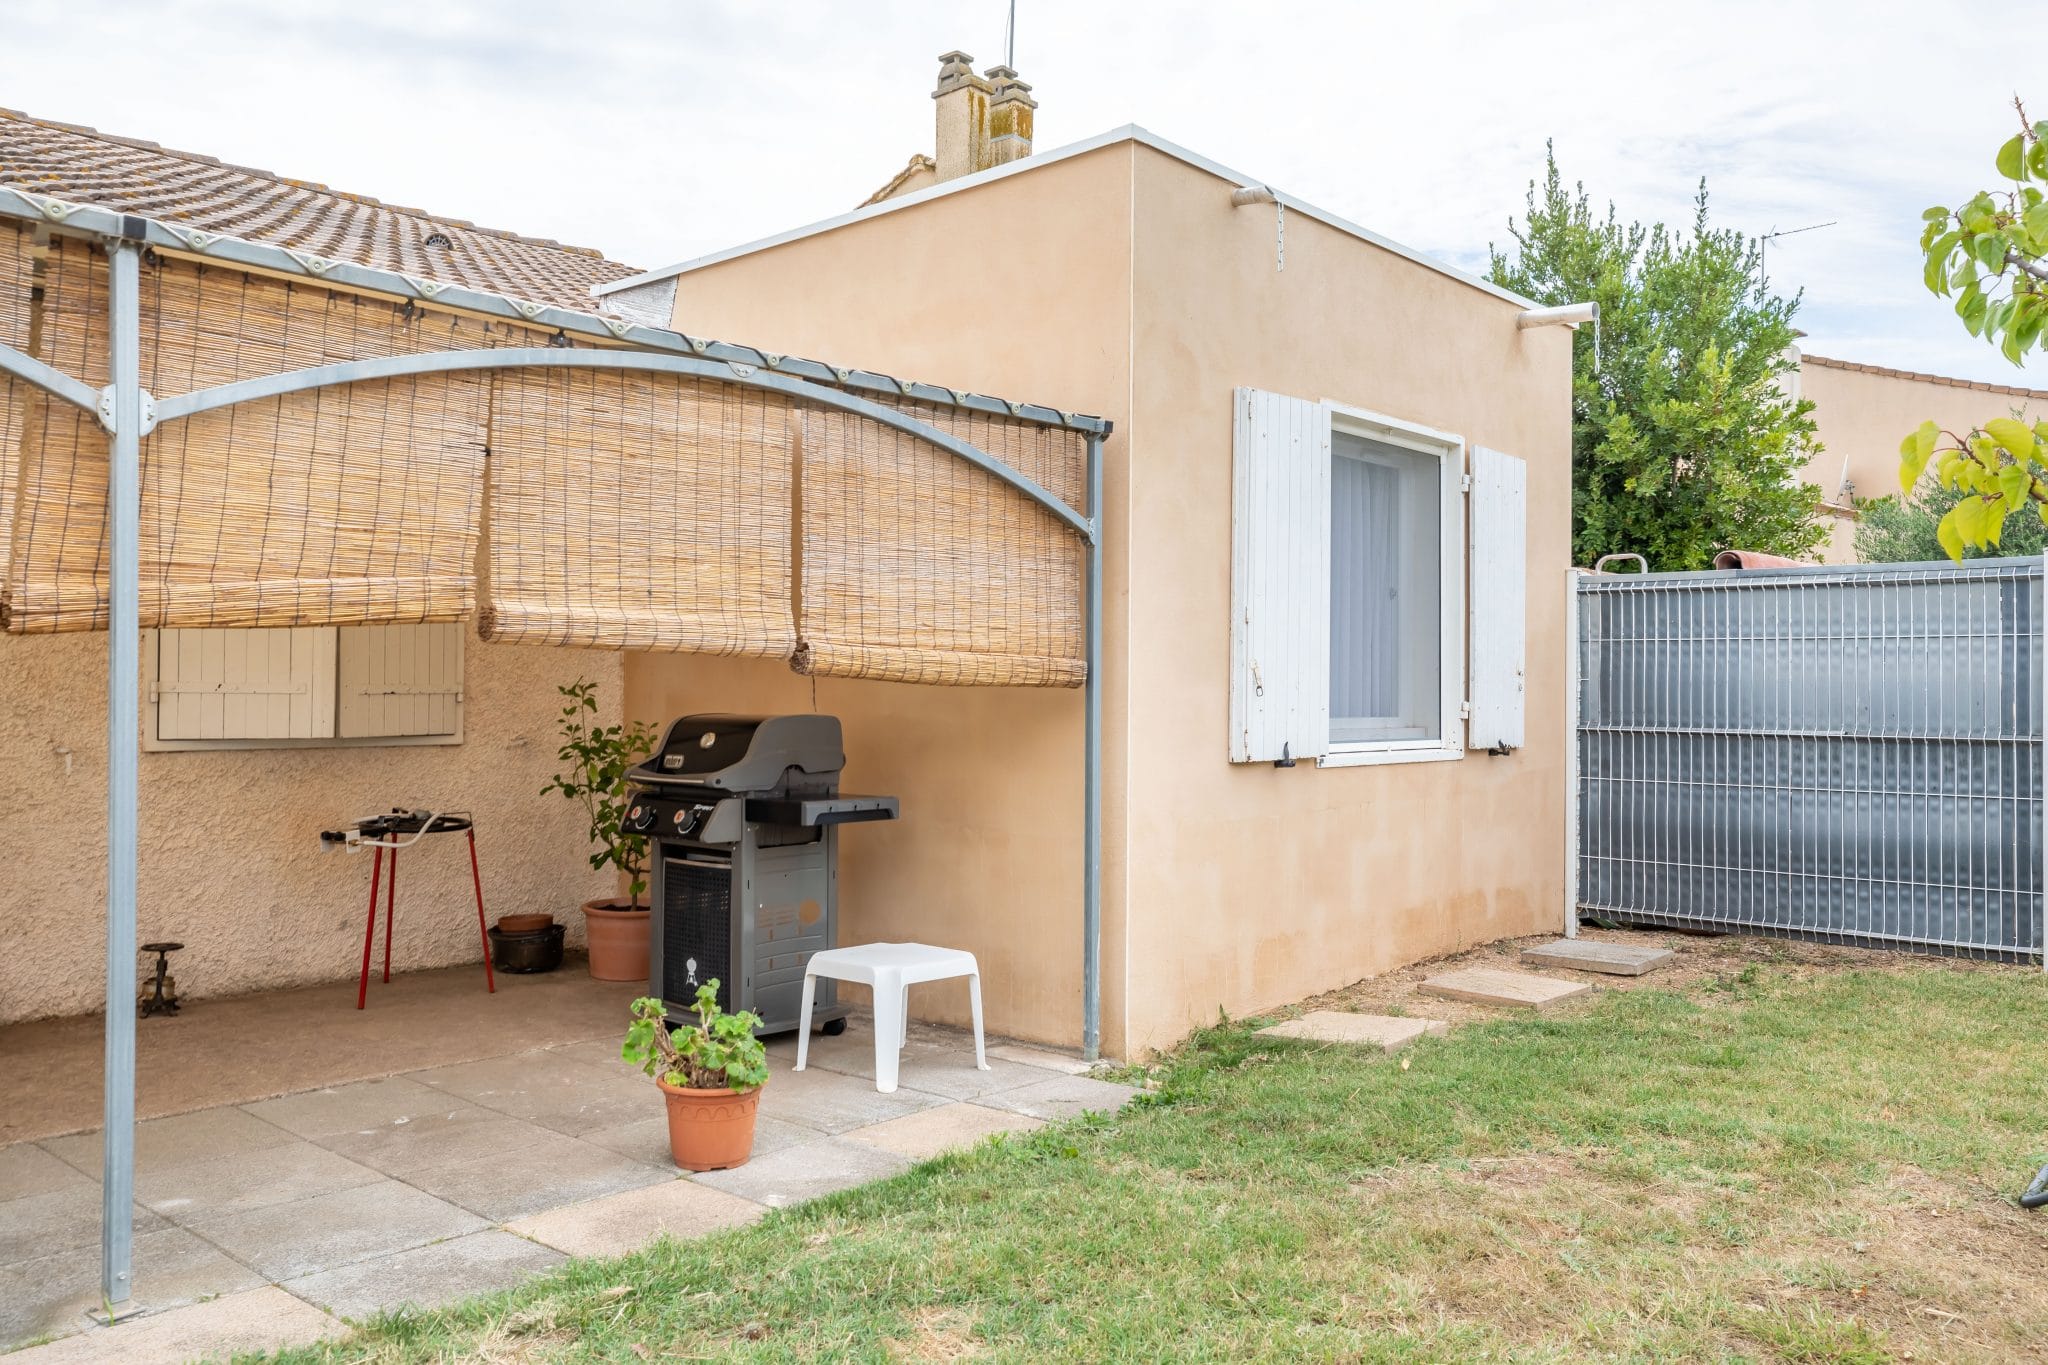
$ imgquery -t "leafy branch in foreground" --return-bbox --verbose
[1905,98,2048,558]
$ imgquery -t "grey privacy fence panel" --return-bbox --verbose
[1575,558,2045,962]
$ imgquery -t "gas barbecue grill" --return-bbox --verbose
[624,715,897,1035]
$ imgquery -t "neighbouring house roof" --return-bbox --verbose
[861,153,937,208]
[595,125,1537,312]
[1802,352,2048,402]
[0,106,642,311]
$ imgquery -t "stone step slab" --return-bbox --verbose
[1256,1012,1448,1051]
[1520,938,1675,976]
[1418,967,1592,1010]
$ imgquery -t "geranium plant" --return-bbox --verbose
[541,679,658,902]
[623,984,769,1092]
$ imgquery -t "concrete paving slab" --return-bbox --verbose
[243,1075,472,1140]
[578,1111,823,1167]
[0,1183,166,1265]
[691,1137,910,1208]
[41,1105,299,1177]
[185,1178,486,1282]
[759,1065,947,1134]
[1521,938,1676,976]
[843,1102,1044,1162]
[806,1048,1054,1100]
[315,1106,561,1177]
[1,1286,342,1365]
[972,1075,1139,1123]
[0,1225,263,1350]
[507,1178,765,1259]
[1419,967,1593,1010]
[413,1049,657,1136]
[0,1143,90,1202]
[986,1044,1094,1075]
[399,1133,670,1223]
[283,1229,564,1321]
[137,1139,384,1221]
[1255,1012,1449,1050]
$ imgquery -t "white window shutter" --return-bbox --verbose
[338,624,464,738]
[1230,387,1330,763]
[1467,445,1527,751]
[153,627,336,741]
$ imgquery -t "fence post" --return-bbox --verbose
[1564,567,1585,939]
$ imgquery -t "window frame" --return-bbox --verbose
[1317,401,1465,769]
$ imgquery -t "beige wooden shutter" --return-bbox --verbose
[338,624,463,738]
[152,627,337,741]
[1230,387,1330,763]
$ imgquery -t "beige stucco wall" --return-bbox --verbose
[1799,353,2047,563]
[637,136,1570,1057]
[0,630,620,1025]
[633,144,1135,1056]
[1118,146,1572,1052]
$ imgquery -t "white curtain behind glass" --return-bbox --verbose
[1330,448,1400,725]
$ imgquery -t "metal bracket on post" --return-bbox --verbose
[96,385,157,437]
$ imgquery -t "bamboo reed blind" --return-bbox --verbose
[794,399,1088,687]
[0,233,1091,688]
[481,368,796,655]
[0,224,32,599]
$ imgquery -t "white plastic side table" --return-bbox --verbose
[795,942,989,1093]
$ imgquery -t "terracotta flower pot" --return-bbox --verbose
[581,898,650,981]
[657,1077,762,1171]
[495,913,554,935]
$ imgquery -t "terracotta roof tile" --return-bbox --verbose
[1802,352,2048,402]
[0,107,640,311]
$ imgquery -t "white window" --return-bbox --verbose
[143,623,464,750]
[1229,388,1527,767]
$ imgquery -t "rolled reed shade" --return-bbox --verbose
[0,224,34,599]
[4,241,515,633]
[794,399,1088,687]
[482,367,797,655]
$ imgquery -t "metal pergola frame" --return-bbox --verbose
[0,188,1108,1318]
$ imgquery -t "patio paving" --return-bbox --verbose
[0,1008,1133,1358]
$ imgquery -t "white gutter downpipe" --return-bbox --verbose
[1517,301,1598,329]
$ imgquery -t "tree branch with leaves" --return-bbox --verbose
[1904,99,2048,556]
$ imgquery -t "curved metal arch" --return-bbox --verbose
[149,346,1094,542]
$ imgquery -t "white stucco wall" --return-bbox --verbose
[0,630,621,1024]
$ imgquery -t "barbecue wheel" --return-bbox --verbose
[821,1017,848,1037]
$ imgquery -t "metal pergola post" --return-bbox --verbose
[1082,431,1104,1061]
[99,236,142,1319]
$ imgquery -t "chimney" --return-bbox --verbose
[932,50,993,182]
[984,65,1036,167]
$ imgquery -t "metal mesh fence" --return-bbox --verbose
[1576,558,2045,961]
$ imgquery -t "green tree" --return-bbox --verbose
[1903,101,2048,557]
[1490,148,1825,569]
[1855,482,2048,562]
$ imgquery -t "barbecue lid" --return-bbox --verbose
[628,714,845,792]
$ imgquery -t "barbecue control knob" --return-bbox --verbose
[623,804,653,833]
[671,808,697,833]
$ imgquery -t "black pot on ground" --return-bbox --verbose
[487,923,566,974]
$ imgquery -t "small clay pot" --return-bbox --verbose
[657,1077,762,1171]
[581,898,651,982]
[495,913,554,935]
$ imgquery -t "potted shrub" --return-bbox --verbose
[622,984,769,1171]
[542,679,658,981]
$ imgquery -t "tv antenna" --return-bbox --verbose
[1005,0,1017,68]
[1760,220,1837,281]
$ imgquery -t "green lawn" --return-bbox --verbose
[265,950,2048,1363]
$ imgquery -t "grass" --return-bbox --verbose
[261,952,2048,1363]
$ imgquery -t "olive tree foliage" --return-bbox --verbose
[1489,147,1825,569]
[1902,101,2048,558]
[1855,479,2048,563]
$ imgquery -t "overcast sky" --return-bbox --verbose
[2,0,2041,386]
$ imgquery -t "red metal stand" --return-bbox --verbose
[355,828,494,1009]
